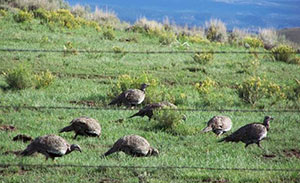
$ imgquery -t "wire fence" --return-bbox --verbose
[0,105,299,113]
[1,48,299,54]
[1,163,299,172]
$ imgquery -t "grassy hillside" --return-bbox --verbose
[0,8,300,183]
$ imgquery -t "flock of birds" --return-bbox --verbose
[20,83,274,160]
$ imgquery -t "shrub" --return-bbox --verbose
[33,8,51,21]
[3,63,34,89]
[7,0,68,11]
[159,32,176,45]
[195,77,217,95]
[13,10,33,23]
[205,19,227,43]
[188,36,210,44]
[102,28,115,40]
[34,70,55,89]
[152,109,193,135]
[258,28,278,48]
[238,76,285,105]
[0,9,7,17]
[193,51,214,64]
[229,28,250,46]
[88,6,120,27]
[243,36,264,48]
[271,44,296,63]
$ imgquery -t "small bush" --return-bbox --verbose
[193,52,214,64]
[34,70,55,89]
[102,28,115,40]
[152,109,193,135]
[229,28,249,44]
[238,76,285,105]
[258,28,278,48]
[8,0,68,11]
[159,32,176,45]
[271,44,296,63]
[188,36,210,44]
[195,77,217,95]
[3,64,55,90]
[243,36,264,48]
[205,19,227,43]
[33,8,51,21]
[14,10,33,23]
[0,9,7,17]
[3,63,34,89]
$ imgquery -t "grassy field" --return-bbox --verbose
[1,10,300,183]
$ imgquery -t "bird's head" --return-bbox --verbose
[149,147,159,156]
[140,83,150,91]
[264,116,274,122]
[70,144,82,153]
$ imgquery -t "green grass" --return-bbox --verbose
[1,11,300,182]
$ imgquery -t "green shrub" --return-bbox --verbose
[188,36,210,44]
[14,10,33,23]
[271,44,296,63]
[0,9,7,17]
[3,64,55,90]
[238,76,285,105]
[102,28,115,40]
[34,70,55,89]
[195,77,217,95]
[152,109,193,135]
[33,8,51,21]
[205,19,227,43]
[193,52,214,64]
[243,36,264,48]
[158,32,176,45]
[3,63,35,89]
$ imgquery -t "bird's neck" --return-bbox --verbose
[263,120,270,131]
[66,148,72,154]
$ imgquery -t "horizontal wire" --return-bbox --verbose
[0,163,299,172]
[1,48,299,54]
[0,105,299,113]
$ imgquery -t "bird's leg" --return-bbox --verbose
[256,141,262,148]
[245,143,250,148]
[73,133,78,139]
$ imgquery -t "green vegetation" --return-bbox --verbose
[0,5,300,183]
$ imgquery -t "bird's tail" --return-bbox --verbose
[20,146,35,156]
[59,125,73,133]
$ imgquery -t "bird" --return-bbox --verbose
[129,101,177,121]
[103,134,159,157]
[202,115,232,136]
[20,134,81,160]
[108,83,149,107]
[219,116,274,148]
[59,116,101,139]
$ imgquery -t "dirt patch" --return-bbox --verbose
[202,178,228,183]
[3,150,22,156]
[0,125,16,131]
[185,67,207,73]
[13,134,33,143]
[283,149,300,159]
[262,154,276,159]
[70,100,97,107]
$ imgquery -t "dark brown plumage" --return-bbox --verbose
[59,116,101,139]
[20,134,81,160]
[109,83,149,107]
[219,116,273,148]
[129,101,177,121]
[202,115,232,136]
[103,135,159,157]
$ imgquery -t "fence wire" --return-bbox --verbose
[0,105,299,113]
[0,163,299,172]
[1,48,299,54]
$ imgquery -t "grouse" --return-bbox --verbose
[129,101,177,121]
[109,83,149,107]
[103,134,159,157]
[202,115,232,136]
[20,134,81,160]
[59,116,101,139]
[219,116,273,148]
